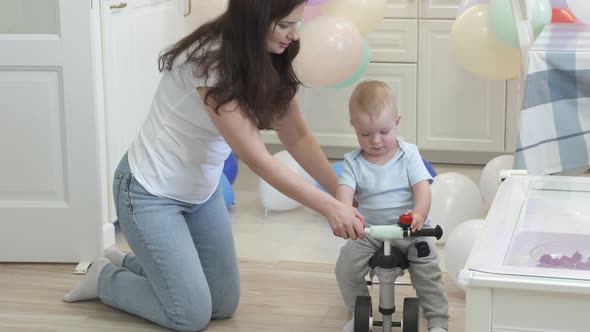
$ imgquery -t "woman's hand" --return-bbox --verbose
[327,203,366,240]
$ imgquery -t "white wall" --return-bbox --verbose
[184,0,228,35]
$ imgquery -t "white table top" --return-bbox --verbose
[461,175,590,291]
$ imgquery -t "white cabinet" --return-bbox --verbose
[368,19,418,63]
[289,63,417,147]
[419,0,461,19]
[462,175,590,332]
[101,0,181,222]
[264,17,420,149]
[417,20,506,152]
[286,0,519,161]
[385,0,418,18]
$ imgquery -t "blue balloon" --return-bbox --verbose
[223,152,239,185]
[332,161,343,178]
[317,161,343,192]
[423,158,437,178]
[220,173,234,208]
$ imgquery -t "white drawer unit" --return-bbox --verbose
[384,0,418,19]
[368,19,418,63]
[273,0,521,162]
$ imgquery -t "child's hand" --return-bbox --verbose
[405,209,425,233]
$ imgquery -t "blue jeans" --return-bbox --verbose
[99,153,240,331]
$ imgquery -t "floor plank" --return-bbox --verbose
[0,259,464,331]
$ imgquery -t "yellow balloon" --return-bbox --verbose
[451,3,521,80]
[321,0,386,36]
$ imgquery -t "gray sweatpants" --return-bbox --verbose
[335,236,449,330]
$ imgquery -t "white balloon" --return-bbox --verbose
[444,219,485,289]
[479,155,514,208]
[259,179,301,212]
[274,150,316,184]
[430,172,484,243]
[258,150,314,213]
[567,0,590,25]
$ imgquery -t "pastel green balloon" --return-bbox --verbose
[489,0,551,49]
[531,0,552,37]
[329,39,370,88]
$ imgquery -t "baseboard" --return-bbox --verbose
[103,222,115,250]
[265,143,509,166]
[419,150,508,166]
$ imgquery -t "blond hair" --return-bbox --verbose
[349,80,397,118]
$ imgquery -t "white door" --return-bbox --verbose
[101,0,182,223]
[0,0,111,262]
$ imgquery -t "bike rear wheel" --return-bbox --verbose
[402,297,420,332]
[354,296,373,332]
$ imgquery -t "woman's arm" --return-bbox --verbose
[199,89,364,239]
[273,98,339,196]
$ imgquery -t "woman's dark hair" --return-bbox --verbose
[159,0,306,130]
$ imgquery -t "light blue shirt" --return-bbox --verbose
[338,140,432,226]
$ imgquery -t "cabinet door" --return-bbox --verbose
[419,0,461,19]
[368,19,418,63]
[272,63,417,148]
[101,0,181,223]
[385,0,418,18]
[417,20,506,152]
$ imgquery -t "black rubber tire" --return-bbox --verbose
[402,297,420,332]
[354,296,372,332]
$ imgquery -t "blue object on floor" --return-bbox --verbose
[223,152,239,185]
[318,161,343,192]
[423,158,437,178]
[220,173,234,208]
[332,161,343,178]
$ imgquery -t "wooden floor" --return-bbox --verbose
[0,259,464,331]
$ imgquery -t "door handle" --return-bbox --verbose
[184,0,192,17]
[110,2,128,9]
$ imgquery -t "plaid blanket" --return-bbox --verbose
[514,24,590,175]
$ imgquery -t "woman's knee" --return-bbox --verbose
[211,290,240,320]
[165,295,213,331]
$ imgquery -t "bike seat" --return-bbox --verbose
[369,243,410,270]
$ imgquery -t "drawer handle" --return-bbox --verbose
[110,2,128,9]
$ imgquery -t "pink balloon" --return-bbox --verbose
[294,16,363,86]
[307,0,331,6]
[456,0,489,17]
[303,4,323,22]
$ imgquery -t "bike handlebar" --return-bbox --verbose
[408,225,443,240]
[364,224,443,241]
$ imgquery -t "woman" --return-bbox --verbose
[64,1,365,331]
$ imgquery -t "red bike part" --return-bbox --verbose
[399,214,413,225]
